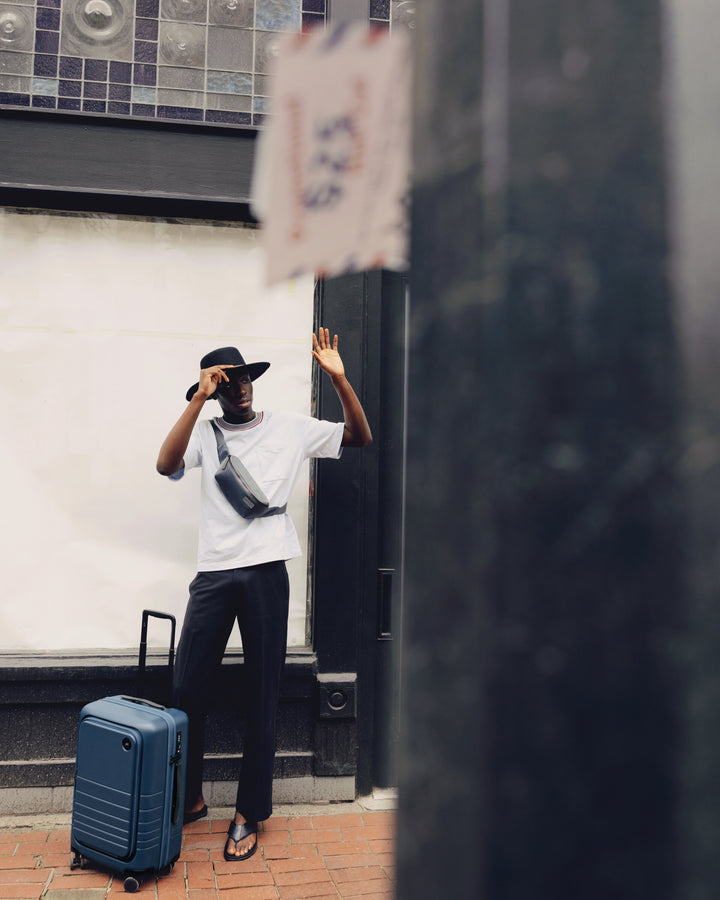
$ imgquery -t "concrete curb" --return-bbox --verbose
[0,789,397,832]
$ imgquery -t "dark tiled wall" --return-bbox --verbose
[369,0,388,31]
[0,0,325,125]
[0,0,412,127]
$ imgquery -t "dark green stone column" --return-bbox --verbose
[396,2,686,898]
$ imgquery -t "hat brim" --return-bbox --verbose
[185,361,270,402]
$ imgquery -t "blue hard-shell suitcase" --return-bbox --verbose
[70,611,187,893]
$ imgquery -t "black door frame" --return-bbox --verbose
[313,270,405,793]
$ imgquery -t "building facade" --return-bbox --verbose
[0,0,412,814]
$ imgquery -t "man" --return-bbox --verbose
[156,328,371,862]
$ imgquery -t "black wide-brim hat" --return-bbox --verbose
[186,346,270,401]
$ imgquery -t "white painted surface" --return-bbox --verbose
[0,210,316,650]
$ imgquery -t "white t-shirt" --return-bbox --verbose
[171,411,344,571]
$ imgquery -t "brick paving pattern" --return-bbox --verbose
[0,810,395,899]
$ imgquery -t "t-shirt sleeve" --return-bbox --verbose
[166,422,203,481]
[304,419,345,460]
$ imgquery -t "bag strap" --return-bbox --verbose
[210,421,287,518]
[211,419,230,465]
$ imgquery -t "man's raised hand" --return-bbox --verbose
[312,328,345,379]
[197,364,234,399]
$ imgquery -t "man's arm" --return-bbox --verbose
[156,364,233,475]
[312,328,373,448]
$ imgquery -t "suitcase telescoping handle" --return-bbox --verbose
[138,610,176,701]
[139,609,176,677]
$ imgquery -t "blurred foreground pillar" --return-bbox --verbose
[394,1,708,897]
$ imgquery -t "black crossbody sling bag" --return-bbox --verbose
[210,420,287,520]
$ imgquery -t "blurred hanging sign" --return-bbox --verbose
[251,23,411,286]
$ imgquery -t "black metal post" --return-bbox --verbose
[396,2,688,898]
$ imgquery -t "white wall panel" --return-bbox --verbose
[0,209,316,650]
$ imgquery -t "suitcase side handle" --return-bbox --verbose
[171,762,183,825]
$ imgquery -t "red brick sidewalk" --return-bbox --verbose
[0,808,395,899]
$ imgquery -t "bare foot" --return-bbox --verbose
[183,795,207,824]
[187,796,205,815]
[225,812,257,859]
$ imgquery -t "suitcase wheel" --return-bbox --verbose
[70,850,85,870]
[123,875,140,893]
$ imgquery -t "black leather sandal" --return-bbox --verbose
[183,804,208,825]
[224,820,258,861]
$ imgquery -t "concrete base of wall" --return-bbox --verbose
[205,776,356,809]
[0,776,356,817]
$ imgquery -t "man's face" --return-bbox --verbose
[215,370,254,422]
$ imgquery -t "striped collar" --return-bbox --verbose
[215,412,264,432]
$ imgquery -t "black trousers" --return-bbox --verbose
[172,560,289,824]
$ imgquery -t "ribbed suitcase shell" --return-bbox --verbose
[71,695,187,884]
